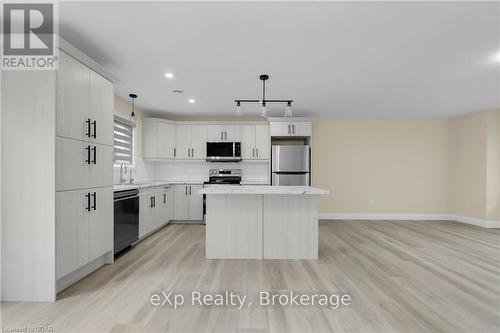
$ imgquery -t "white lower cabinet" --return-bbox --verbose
[139,187,173,238]
[174,184,203,221]
[56,186,113,279]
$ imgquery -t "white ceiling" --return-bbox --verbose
[59,1,500,118]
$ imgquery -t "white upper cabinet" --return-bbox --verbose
[255,124,270,159]
[207,125,225,141]
[89,70,114,146]
[143,121,176,159]
[207,125,241,141]
[241,125,255,159]
[57,51,113,146]
[241,124,269,160]
[190,125,207,159]
[157,123,176,159]
[57,51,90,141]
[175,125,191,159]
[175,125,207,160]
[270,120,312,137]
[224,125,242,141]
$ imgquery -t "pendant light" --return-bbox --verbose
[235,101,242,116]
[261,101,267,117]
[285,101,292,117]
[129,93,137,117]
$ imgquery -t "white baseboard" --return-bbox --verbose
[318,213,500,229]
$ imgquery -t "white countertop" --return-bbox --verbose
[199,185,329,195]
[113,181,201,192]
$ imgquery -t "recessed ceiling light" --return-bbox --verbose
[188,99,196,103]
[165,72,174,79]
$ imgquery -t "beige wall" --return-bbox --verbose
[448,110,500,220]
[312,118,450,214]
[313,110,500,221]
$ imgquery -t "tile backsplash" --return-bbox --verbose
[114,159,269,184]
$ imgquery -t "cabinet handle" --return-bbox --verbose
[185,186,188,195]
[163,193,166,203]
[221,131,223,140]
[189,186,192,195]
[256,148,258,157]
[92,192,96,210]
[187,148,190,157]
[292,124,295,134]
[252,148,255,157]
[86,118,91,137]
[191,148,194,157]
[225,131,227,140]
[85,193,91,211]
[92,120,97,138]
[174,148,176,157]
[288,124,291,135]
[85,145,91,164]
[92,146,97,164]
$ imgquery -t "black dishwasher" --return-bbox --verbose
[114,189,139,255]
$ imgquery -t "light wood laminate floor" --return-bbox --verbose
[2,221,500,332]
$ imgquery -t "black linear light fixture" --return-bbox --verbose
[235,74,293,118]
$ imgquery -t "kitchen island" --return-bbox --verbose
[199,186,329,259]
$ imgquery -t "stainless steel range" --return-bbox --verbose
[203,169,242,222]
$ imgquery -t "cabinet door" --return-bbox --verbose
[190,125,207,159]
[291,122,312,136]
[269,122,290,136]
[167,187,175,222]
[89,70,114,146]
[56,137,90,191]
[56,189,90,279]
[224,125,242,141]
[157,123,176,159]
[175,125,191,159]
[139,194,152,238]
[155,191,168,227]
[57,51,90,141]
[174,185,189,220]
[207,125,224,141]
[188,185,204,221]
[255,125,270,159]
[88,144,113,188]
[142,121,158,159]
[89,187,113,261]
[241,125,256,159]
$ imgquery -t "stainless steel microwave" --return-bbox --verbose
[206,142,241,162]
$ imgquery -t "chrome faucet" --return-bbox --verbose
[120,162,128,184]
[129,169,135,184]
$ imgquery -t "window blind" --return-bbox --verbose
[113,116,134,164]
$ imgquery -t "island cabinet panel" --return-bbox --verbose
[205,195,262,259]
[262,196,318,259]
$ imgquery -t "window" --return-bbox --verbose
[113,115,134,165]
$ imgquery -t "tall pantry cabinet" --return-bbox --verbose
[1,38,116,301]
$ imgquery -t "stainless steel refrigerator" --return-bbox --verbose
[271,145,310,186]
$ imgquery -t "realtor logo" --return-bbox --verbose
[2,2,58,70]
